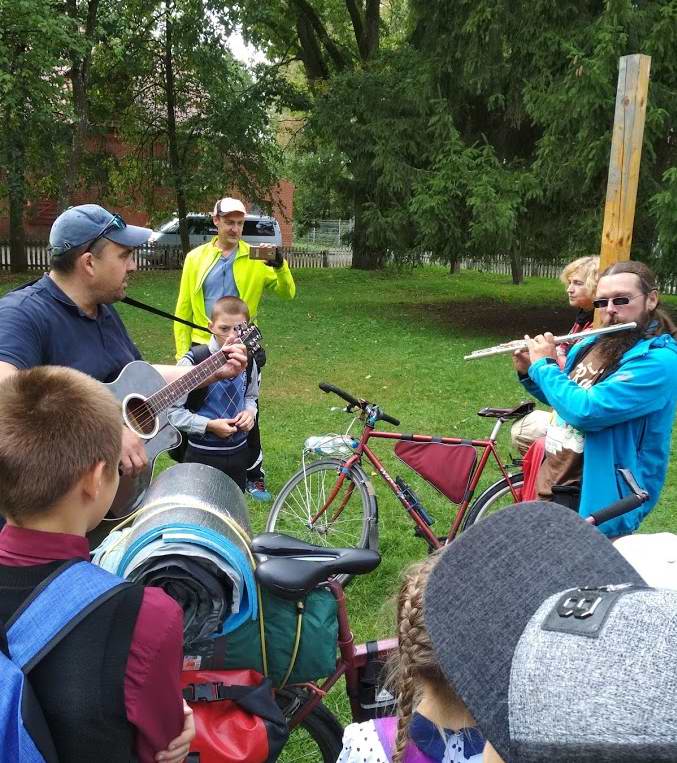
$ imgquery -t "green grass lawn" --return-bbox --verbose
[2,266,677,738]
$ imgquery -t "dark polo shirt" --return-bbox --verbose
[0,274,141,382]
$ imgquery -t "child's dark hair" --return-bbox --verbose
[0,366,122,523]
[211,296,250,321]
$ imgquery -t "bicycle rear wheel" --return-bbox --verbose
[276,688,344,763]
[266,459,376,552]
[460,472,524,531]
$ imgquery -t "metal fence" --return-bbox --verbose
[295,219,354,248]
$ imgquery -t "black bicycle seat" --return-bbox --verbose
[477,401,535,420]
[254,549,381,600]
[252,532,352,558]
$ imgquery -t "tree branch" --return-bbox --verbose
[344,0,367,60]
[292,0,348,72]
[364,0,380,59]
[296,13,329,82]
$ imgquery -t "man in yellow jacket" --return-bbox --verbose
[174,197,296,500]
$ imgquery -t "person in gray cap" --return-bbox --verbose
[424,501,677,763]
[0,204,247,477]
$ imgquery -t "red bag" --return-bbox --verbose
[394,441,477,504]
[181,669,289,763]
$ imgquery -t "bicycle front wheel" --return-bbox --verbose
[276,688,344,763]
[460,472,524,531]
[266,458,375,551]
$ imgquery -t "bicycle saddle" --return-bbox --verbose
[253,535,381,600]
[252,532,354,558]
[477,401,535,420]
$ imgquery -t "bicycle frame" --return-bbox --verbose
[285,579,397,729]
[309,417,521,548]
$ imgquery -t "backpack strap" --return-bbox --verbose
[5,560,131,673]
[185,343,214,412]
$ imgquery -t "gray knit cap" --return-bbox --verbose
[423,502,677,763]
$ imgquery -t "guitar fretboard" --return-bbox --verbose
[145,348,230,414]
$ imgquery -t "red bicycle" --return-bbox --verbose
[267,383,533,571]
[257,472,649,762]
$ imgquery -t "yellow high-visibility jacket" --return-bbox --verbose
[173,238,296,359]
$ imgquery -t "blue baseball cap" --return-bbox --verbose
[49,204,153,255]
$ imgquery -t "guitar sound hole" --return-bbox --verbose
[124,396,156,436]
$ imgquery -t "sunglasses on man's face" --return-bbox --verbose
[592,293,644,309]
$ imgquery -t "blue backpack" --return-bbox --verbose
[0,559,130,762]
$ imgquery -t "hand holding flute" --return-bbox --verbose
[512,333,556,375]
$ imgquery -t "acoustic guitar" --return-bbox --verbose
[105,323,262,519]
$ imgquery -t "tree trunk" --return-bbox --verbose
[351,185,384,270]
[7,126,28,273]
[61,61,89,209]
[163,13,190,256]
[509,247,523,285]
[60,0,100,210]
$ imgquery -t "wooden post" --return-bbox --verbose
[594,54,651,325]
[598,54,651,272]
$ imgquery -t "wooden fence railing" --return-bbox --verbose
[0,242,354,272]
[1,241,675,294]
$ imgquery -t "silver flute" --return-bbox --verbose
[464,322,638,360]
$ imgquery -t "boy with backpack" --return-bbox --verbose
[169,296,259,492]
[0,366,192,762]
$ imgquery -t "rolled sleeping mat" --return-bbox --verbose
[116,463,257,637]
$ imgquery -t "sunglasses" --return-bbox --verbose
[592,293,644,309]
[100,213,127,236]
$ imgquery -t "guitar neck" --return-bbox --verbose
[145,348,230,414]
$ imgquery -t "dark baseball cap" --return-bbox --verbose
[49,204,152,255]
[424,502,677,762]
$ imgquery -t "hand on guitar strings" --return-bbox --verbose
[119,425,149,477]
[210,341,248,382]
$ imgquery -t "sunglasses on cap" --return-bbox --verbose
[51,213,127,256]
[592,293,645,310]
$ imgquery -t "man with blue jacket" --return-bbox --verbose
[513,261,677,538]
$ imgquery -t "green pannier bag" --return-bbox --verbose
[183,585,338,688]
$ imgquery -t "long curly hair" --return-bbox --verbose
[388,553,467,763]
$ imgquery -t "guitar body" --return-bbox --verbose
[102,322,262,521]
[105,361,182,520]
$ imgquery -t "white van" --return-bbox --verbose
[145,213,282,264]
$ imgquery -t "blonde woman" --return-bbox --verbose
[337,554,485,763]
[511,255,599,456]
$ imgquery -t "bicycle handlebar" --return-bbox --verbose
[318,382,400,426]
[380,411,401,426]
[587,493,648,527]
[319,382,361,408]
[586,468,650,527]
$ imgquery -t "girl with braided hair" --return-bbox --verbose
[337,553,485,763]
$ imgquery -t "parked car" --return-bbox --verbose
[143,213,282,266]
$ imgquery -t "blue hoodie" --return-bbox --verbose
[520,331,677,537]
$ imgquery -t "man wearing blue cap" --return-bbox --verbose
[0,204,247,476]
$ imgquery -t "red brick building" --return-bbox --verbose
[0,168,294,246]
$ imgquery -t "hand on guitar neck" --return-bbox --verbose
[106,322,262,518]
[117,341,248,477]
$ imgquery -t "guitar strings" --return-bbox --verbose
[124,324,259,434]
